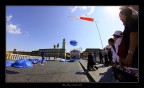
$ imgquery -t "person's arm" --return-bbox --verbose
[124,32,138,66]
[129,32,138,54]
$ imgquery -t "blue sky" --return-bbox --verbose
[6,6,124,52]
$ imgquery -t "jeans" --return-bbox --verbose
[100,57,103,64]
[41,56,45,64]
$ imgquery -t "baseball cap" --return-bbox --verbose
[112,31,123,36]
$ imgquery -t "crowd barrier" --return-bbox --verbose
[6,54,50,60]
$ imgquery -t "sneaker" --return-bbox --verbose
[94,66,98,70]
[92,68,96,71]
[87,68,93,71]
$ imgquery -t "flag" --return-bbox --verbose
[54,44,56,49]
[80,16,94,22]
[57,43,59,48]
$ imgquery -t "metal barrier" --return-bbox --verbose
[6,54,42,60]
[6,54,55,61]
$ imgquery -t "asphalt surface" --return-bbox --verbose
[6,60,89,83]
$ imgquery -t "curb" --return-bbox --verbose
[78,60,95,82]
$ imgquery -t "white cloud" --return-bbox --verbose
[86,6,95,16]
[6,15,22,34]
[71,6,78,13]
[79,6,87,10]
[6,15,13,22]
[6,23,22,34]
[71,6,96,16]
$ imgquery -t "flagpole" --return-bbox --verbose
[69,16,103,49]
[94,21,103,49]
[57,43,59,58]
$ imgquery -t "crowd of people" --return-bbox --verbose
[39,6,138,82]
[87,6,138,82]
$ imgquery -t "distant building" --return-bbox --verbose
[81,51,88,59]
[85,48,100,54]
[31,38,66,58]
[7,39,102,60]
[80,48,101,59]
[70,49,81,59]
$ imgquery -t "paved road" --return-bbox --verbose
[6,60,89,83]
[79,59,115,82]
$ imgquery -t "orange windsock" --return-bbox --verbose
[80,17,94,22]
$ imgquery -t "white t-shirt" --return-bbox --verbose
[111,37,122,63]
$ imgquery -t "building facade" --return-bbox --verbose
[70,49,81,59]
[81,48,101,59]
[31,38,66,58]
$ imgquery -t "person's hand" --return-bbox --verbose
[119,57,123,68]
[124,54,133,67]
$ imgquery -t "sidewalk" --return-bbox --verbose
[78,59,117,82]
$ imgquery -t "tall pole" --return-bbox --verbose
[94,21,103,49]
[57,47,59,58]
[80,47,82,59]
[58,48,59,58]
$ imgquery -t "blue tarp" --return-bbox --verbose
[12,59,33,68]
[27,59,47,64]
[66,59,77,62]
[6,60,15,66]
[60,59,77,62]
[27,59,40,64]
[59,59,66,62]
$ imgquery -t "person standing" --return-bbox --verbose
[110,31,123,82]
[104,45,110,66]
[87,52,98,71]
[99,51,103,64]
[108,38,115,65]
[13,48,18,54]
[112,31,123,66]
[93,51,97,62]
[118,8,138,68]
[117,8,138,82]
[41,50,46,65]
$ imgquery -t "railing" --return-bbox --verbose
[6,54,50,60]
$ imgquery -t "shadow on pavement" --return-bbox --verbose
[6,70,19,74]
[75,72,87,75]
[98,67,113,82]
